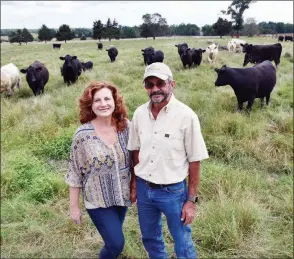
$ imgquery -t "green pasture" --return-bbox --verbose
[1,36,293,258]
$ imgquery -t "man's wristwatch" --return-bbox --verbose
[187,195,199,203]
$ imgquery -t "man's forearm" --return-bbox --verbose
[187,161,200,196]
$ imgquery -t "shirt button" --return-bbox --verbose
[154,132,157,134]
[149,174,151,176]
[152,146,155,149]
[151,160,153,163]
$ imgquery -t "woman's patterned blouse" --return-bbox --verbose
[66,121,131,209]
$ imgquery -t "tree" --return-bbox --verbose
[9,29,24,45]
[92,20,104,41]
[38,24,54,43]
[21,28,33,44]
[112,19,120,39]
[201,25,216,36]
[222,0,256,36]
[55,24,75,43]
[241,17,259,36]
[212,18,232,38]
[120,26,137,39]
[103,18,114,41]
[140,13,168,39]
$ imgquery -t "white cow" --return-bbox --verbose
[206,43,219,62]
[1,63,21,97]
[228,39,247,53]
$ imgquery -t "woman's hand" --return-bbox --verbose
[70,206,83,224]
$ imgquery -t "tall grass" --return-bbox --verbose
[1,36,293,258]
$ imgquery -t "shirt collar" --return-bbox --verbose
[147,93,177,113]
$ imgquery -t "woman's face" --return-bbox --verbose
[91,88,115,118]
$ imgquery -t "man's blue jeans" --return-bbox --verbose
[136,177,197,259]
[87,206,127,259]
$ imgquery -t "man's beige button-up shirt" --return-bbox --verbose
[127,94,209,184]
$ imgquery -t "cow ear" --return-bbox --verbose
[106,49,108,51]
[240,43,244,47]
[221,65,227,71]
[72,56,77,59]
[36,67,42,72]
[59,57,65,60]
[187,48,190,51]
[202,49,206,53]
[175,45,178,47]
[20,69,27,74]
[141,49,144,52]
[214,68,220,73]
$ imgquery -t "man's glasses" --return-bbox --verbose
[144,80,168,89]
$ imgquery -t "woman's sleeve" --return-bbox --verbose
[65,136,83,187]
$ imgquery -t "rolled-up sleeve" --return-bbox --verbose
[184,113,209,162]
[65,138,83,187]
[127,110,140,151]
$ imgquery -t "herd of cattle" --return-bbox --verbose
[278,35,293,42]
[0,38,289,112]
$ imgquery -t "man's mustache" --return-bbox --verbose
[150,91,164,97]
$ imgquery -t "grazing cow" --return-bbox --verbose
[180,48,193,68]
[285,36,293,42]
[97,42,103,50]
[278,36,284,42]
[1,63,21,97]
[241,43,282,67]
[214,60,277,112]
[206,43,219,62]
[191,48,206,66]
[53,43,61,49]
[106,47,118,62]
[59,55,82,85]
[143,50,164,65]
[20,61,49,96]
[81,61,93,71]
[141,46,155,65]
[175,43,188,56]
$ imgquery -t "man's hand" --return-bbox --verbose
[181,201,196,225]
[70,206,83,224]
[130,180,137,204]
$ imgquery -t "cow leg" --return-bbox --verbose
[266,95,271,105]
[237,98,243,112]
[246,98,255,112]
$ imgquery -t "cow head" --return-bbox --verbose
[206,43,218,54]
[60,55,77,68]
[81,62,86,71]
[214,65,228,87]
[176,43,188,55]
[240,43,253,53]
[21,65,44,95]
[243,53,254,67]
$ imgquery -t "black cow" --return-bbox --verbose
[53,44,61,49]
[143,50,164,65]
[191,48,206,66]
[285,36,293,42]
[81,61,93,71]
[214,60,276,112]
[106,47,118,62]
[175,43,188,56]
[141,46,155,65]
[278,36,284,42]
[97,42,103,50]
[180,48,193,68]
[20,61,49,96]
[59,55,82,85]
[241,43,282,67]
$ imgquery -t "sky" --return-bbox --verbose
[1,1,293,29]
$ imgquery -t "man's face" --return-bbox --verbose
[144,76,174,104]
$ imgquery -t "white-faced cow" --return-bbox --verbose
[1,63,21,97]
[20,61,49,96]
[206,43,219,63]
[214,60,277,112]
[60,55,82,85]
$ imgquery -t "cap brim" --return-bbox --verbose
[143,72,169,82]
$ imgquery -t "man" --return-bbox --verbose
[127,62,209,259]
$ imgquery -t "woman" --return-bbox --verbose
[66,81,131,259]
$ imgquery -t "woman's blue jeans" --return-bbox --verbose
[87,206,127,259]
[136,177,197,259]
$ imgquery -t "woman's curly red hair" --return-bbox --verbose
[79,81,128,131]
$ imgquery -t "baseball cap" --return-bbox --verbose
[143,62,173,82]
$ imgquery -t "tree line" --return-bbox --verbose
[1,0,293,44]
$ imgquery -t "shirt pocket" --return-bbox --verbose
[162,132,185,159]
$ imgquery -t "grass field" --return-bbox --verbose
[1,36,293,258]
